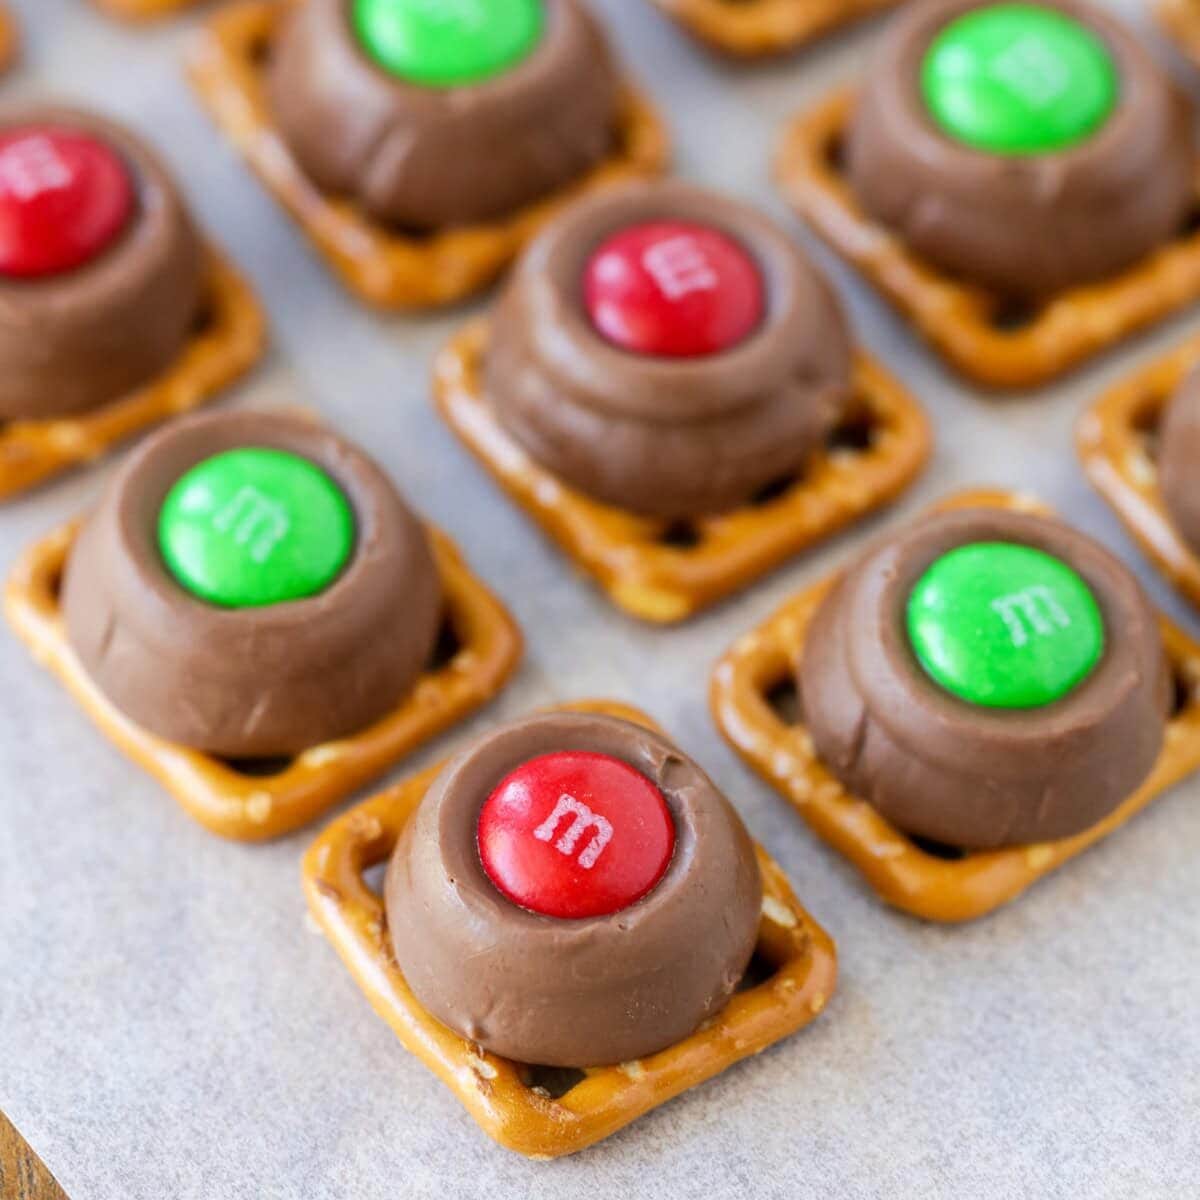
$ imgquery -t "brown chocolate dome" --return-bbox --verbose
[63,410,442,760]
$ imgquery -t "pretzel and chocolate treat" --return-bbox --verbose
[437,179,929,619]
[0,109,203,422]
[0,107,264,498]
[484,180,852,520]
[386,710,762,1067]
[777,0,1200,386]
[267,0,618,233]
[62,410,441,760]
[800,507,1170,849]
[847,0,1191,298]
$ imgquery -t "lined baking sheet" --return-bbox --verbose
[1,1,1196,1197]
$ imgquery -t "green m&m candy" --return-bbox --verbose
[158,448,355,609]
[906,542,1105,709]
[352,0,545,87]
[920,3,1118,154]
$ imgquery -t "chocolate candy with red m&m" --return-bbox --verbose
[387,711,763,1066]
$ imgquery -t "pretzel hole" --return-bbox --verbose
[748,473,801,507]
[1131,393,1165,462]
[909,834,967,861]
[826,403,878,455]
[363,860,388,896]
[1170,668,1193,719]
[248,30,272,65]
[658,520,702,549]
[825,133,847,174]
[519,1064,588,1099]
[765,675,803,727]
[429,613,464,672]
[1179,204,1200,239]
[223,754,292,777]
[988,296,1040,332]
[190,300,217,337]
[736,948,782,993]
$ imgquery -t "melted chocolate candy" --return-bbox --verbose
[63,411,441,760]
[847,0,1193,297]
[799,507,1170,849]
[387,712,762,1067]
[485,181,852,519]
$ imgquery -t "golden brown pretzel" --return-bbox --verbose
[434,319,930,623]
[302,699,837,1159]
[646,0,899,57]
[711,489,1200,922]
[1077,332,1200,612]
[91,0,201,17]
[187,0,670,311]
[0,250,265,502]
[5,521,522,842]
[775,91,1200,389]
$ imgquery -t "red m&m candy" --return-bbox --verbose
[583,220,764,358]
[477,751,676,920]
[0,127,136,279]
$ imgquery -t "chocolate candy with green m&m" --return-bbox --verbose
[158,447,355,608]
[907,541,1105,709]
[921,3,1118,154]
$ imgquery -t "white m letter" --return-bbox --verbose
[533,795,614,870]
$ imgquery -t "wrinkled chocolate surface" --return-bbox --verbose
[266,0,620,230]
[1160,366,1200,556]
[846,0,1194,298]
[63,410,442,759]
[485,181,853,519]
[799,507,1170,849]
[0,106,203,421]
[386,711,763,1068]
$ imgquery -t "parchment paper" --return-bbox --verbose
[1,1,1197,1196]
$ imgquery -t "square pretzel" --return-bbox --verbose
[0,250,265,502]
[434,320,930,623]
[302,699,837,1160]
[1077,332,1200,611]
[646,0,899,58]
[775,90,1200,389]
[187,0,670,311]
[91,0,201,18]
[0,5,18,72]
[710,489,1200,923]
[4,522,522,842]
[1157,0,1200,66]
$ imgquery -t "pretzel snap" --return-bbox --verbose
[775,90,1200,389]
[647,0,898,57]
[5,523,521,842]
[434,319,930,623]
[187,0,669,311]
[0,250,264,502]
[1078,332,1200,612]
[711,490,1200,922]
[302,699,837,1159]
